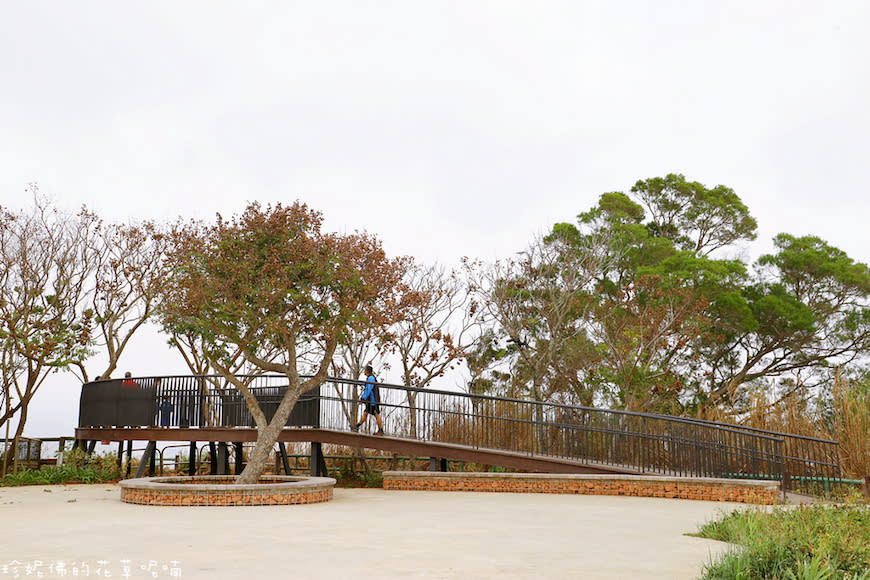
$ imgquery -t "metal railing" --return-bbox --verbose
[78,375,842,492]
[664,415,842,494]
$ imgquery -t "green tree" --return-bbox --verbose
[548,176,870,415]
[159,201,404,484]
[630,173,757,256]
[544,177,754,411]
[698,234,870,409]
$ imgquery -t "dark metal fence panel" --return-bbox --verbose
[80,375,321,429]
[79,378,155,427]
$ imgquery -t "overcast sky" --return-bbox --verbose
[2,1,869,438]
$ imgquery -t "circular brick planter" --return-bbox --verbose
[119,475,335,506]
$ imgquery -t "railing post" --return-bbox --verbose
[198,377,207,428]
[314,385,322,429]
[775,437,789,497]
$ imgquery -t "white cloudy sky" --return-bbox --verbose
[2,1,869,437]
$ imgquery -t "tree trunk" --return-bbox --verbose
[235,385,302,484]
[11,404,28,473]
[1,383,10,476]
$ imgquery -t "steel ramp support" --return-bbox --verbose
[310,442,327,477]
[278,442,292,475]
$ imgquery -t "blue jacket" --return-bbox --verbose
[361,374,378,403]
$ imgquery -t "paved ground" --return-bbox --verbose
[0,484,742,579]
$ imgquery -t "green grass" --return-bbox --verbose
[693,502,870,579]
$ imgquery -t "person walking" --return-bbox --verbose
[351,365,384,435]
[158,397,173,427]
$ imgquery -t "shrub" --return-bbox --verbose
[694,504,870,579]
[0,450,121,486]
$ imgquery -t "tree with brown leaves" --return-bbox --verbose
[390,262,483,437]
[0,191,96,472]
[159,201,404,483]
[74,220,170,382]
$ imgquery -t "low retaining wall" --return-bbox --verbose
[383,472,781,504]
[120,475,335,506]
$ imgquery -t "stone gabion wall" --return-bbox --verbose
[382,472,781,505]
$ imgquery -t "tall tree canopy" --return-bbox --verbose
[481,174,870,417]
[698,233,870,409]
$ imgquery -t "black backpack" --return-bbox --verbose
[367,374,381,404]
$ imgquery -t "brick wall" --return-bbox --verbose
[121,486,333,506]
[383,472,781,504]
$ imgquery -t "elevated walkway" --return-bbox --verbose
[74,374,842,492]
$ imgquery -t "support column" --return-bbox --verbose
[188,441,197,476]
[126,441,133,478]
[234,443,244,476]
[429,457,448,472]
[117,441,124,469]
[208,442,217,475]
[135,441,157,478]
[217,442,229,476]
[310,442,327,477]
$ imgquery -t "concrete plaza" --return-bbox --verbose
[0,484,740,579]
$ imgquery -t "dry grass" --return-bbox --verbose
[738,374,869,480]
[828,376,870,481]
